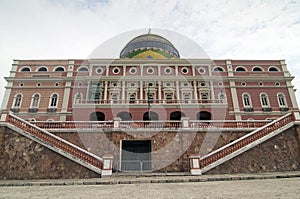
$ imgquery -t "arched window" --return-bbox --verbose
[269,67,279,72]
[74,93,82,103]
[49,93,58,107]
[277,93,286,107]
[13,94,22,107]
[54,67,65,72]
[77,66,89,72]
[236,67,246,72]
[219,93,226,102]
[242,94,252,107]
[37,67,48,72]
[252,66,263,72]
[129,93,136,104]
[31,93,40,108]
[166,93,173,103]
[20,67,30,72]
[111,93,118,103]
[260,93,269,107]
[213,66,224,72]
[183,93,190,103]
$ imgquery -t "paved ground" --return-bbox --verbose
[0,172,300,199]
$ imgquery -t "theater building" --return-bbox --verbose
[0,32,300,179]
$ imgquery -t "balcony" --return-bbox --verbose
[47,108,57,113]
[31,119,270,131]
[74,99,226,105]
[10,108,20,113]
[28,108,38,113]
[280,107,289,112]
[244,107,254,112]
[262,107,272,112]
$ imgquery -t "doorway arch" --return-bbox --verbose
[89,112,105,121]
[143,111,159,121]
[196,111,212,120]
[170,111,186,120]
[117,111,132,121]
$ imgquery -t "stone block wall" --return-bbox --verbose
[0,127,99,180]
[206,126,300,174]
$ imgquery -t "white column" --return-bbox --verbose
[140,81,143,101]
[106,65,109,76]
[158,65,161,76]
[230,81,241,120]
[60,60,74,121]
[175,65,178,76]
[193,81,198,101]
[122,81,126,101]
[104,81,108,101]
[176,81,180,102]
[158,81,162,102]
[123,65,126,76]
[192,65,195,76]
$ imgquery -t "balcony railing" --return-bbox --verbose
[30,119,270,130]
[74,99,226,105]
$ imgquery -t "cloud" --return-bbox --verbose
[0,0,300,106]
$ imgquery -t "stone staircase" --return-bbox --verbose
[197,112,295,174]
[4,113,105,176]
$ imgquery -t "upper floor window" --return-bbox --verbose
[77,66,89,72]
[260,93,269,107]
[13,94,22,108]
[31,93,40,108]
[129,94,136,104]
[213,66,224,72]
[54,66,65,72]
[252,66,263,72]
[20,67,30,72]
[37,67,48,72]
[242,93,252,107]
[74,93,82,104]
[219,93,226,102]
[236,66,246,72]
[277,93,287,107]
[183,93,190,103]
[165,93,173,103]
[49,93,58,107]
[268,66,279,72]
[111,93,118,103]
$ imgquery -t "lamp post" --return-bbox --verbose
[147,83,153,120]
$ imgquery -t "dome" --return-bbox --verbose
[120,33,180,59]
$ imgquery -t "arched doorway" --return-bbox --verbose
[117,111,132,121]
[89,112,105,121]
[197,111,212,120]
[170,111,185,120]
[143,111,159,121]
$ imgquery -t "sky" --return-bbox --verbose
[0,0,300,105]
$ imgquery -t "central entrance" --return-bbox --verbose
[121,140,152,172]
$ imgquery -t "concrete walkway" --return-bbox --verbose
[0,171,300,187]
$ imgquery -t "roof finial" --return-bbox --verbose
[148,25,151,34]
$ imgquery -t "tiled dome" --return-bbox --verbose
[120,34,180,59]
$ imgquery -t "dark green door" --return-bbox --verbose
[121,140,151,171]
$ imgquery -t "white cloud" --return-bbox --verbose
[0,0,300,106]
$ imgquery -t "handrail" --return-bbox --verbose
[199,112,294,168]
[6,113,103,169]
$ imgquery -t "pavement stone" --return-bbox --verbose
[0,171,300,187]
